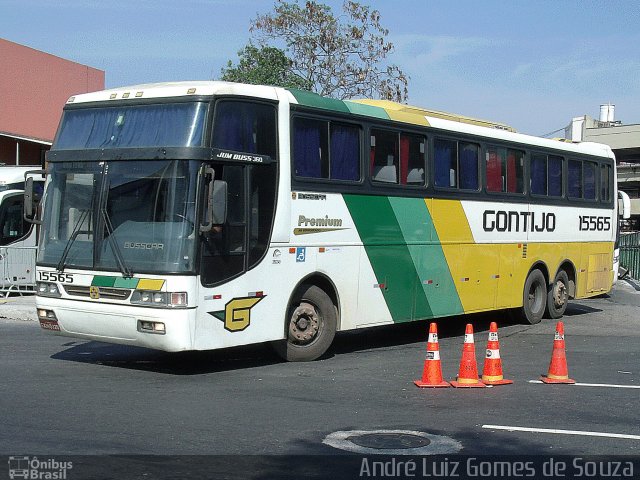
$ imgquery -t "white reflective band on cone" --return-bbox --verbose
[464,334,474,343]
[426,350,440,361]
[485,349,500,359]
[428,333,438,343]
[555,333,565,340]
[489,332,499,341]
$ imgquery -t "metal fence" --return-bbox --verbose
[619,232,640,280]
[0,246,37,296]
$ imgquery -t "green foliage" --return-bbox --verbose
[220,44,311,90]
[220,0,408,102]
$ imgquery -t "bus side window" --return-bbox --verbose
[568,159,583,199]
[293,117,328,178]
[370,129,399,184]
[400,133,426,185]
[0,196,27,244]
[459,142,479,190]
[548,155,563,197]
[434,138,456,188]
[212,100,277,158]
[330,123,360,181]
[584,161,597,200]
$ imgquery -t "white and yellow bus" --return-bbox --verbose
[28,81,618,361]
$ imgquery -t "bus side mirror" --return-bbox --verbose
[23,177,42,225]
[618,190,631,220]
[212,180,227,225]
[200,170,227,233]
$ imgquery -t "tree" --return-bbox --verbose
[220,44,311,90]
[249,0,408,102]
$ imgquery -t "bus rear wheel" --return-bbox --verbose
[521,269,546,324]
[546,270,569,319]
[274,284,337,362]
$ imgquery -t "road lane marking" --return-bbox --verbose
[482,425,640,440]
[529,380,640,389]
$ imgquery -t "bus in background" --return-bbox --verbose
[0,166,44,295]
[26,81,618,361]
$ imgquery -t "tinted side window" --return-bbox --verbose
[293,117,328,178]
[530,154,547,195]
[434,138,457,188]
[371,129,399,183]
[568,159,583,199]
[0,196,28,244]
[434,139,479,190]
[330,123,360,181]
[584,161,597,200]
[293,117,360,181]
[548,155,563,197]
[212,101,277,158]
[401,133,426,185]
[486,146,524,194]
[530,154,563,197]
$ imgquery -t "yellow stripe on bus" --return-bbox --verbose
[137,279,165,291]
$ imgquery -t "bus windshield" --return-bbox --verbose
[54,102,207,149]
[38,160,200,274]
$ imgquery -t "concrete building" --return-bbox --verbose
[0,38,104,166]
[566,104,640,229]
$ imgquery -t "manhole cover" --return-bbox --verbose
[348,433,431,449]
[323,429,462,455]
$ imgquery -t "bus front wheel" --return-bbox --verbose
[275,284,337,362]
[546,270,569,319]
[521,269,546,324]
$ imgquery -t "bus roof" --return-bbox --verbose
[66,81,614,160]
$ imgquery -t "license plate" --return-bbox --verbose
[39,319,61,332]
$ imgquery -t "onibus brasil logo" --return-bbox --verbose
[8,456,73,479]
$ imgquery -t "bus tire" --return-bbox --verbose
[274,284,337,362]
[546,270,569,319]
[521,269,546,325]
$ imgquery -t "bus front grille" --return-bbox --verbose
[63,285,132,301]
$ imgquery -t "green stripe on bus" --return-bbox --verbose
[388,197,464,317]
[344,194,433,322]
[91,276,116,287]
[114,277,139,289]
[287,89,351,113]
[344,101,390,120]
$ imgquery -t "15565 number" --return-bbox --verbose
[579,215,611,231]
[38,271,74,283]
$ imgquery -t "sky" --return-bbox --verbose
[2,0,640,136]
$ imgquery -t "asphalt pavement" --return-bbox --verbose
[1,281,639,478]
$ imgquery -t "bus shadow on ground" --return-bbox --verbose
[330,309,525,357]
[562,302,602,316]
[50,303,601,374]
[51,340,282,375]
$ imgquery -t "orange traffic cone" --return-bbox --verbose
[451,324,486,388]
[540,321,575,384]
[414,323,450,388]
[481,322,513,385]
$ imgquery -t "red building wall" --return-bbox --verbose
[0,38,105,143]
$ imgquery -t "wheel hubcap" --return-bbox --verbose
[553,281,567,308]
[289,302,320,344]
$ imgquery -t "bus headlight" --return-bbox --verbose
[36,282,61,298]
[130,291,188,308]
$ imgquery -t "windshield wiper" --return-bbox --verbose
[57,208,92,273]
[101,208,133,278]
